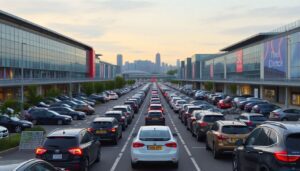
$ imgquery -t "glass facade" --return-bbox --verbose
[0,21,88,80]
[213,56,224,79]
[290,32,300,79]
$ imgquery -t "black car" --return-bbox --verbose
[233,121,300,171]
[89,94,107,103]
[145,110,165,125]
[36,128,100,171]
[89,117,122,144]
[27,108,72,125]
[0,159,62,171]
[252,103,281,116]
[49,107,86,120]
[0,115,33,133]
[124,101,139,113]
[104,111,128,131]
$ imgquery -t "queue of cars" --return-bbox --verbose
[165,83,300,171]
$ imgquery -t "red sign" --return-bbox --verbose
[88,49,96,78]
[236,50,243,73]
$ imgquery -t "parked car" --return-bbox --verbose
[148,104,164,113]
[252,103,281,116]
[233,121,300,171]
[108,92,119,100]
[0,159,63,171]
[191,111,225,141]
[145,110,165,125]
[89,117,122,145]
[173,100,187,113]
[0,115,33,133]
[244,101,268,112]
[131,126,178,168]
[182,106,206,125]
[35,128,100,171]
[0,125,9,139]
[104,111,128,130]
[206,121,250,158]
[269,108,300,121]
[27,108,72,125]
[49,107,86,120]
[124,101,139,113]
[217,99,232,109]
[236,113,267,130]
[113,105,134,124]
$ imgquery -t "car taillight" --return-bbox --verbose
[132,142,145,148]
[68,148,83,156]
[273,112,280,117]
[274,151,300,162]
[199,122,208,127]
[217,134,228,141]
[121,116,125,121]
[87,128,94,132]
[246,121,253,126]
[191,117,196,122]
[165,142,177,148]
[111,128,117,132]
[35,147,47,155]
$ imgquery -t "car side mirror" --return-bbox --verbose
[172,133,178,137]
[235,139,244,146]
[132,133,137,137]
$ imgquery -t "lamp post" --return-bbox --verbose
[21,42,27,113]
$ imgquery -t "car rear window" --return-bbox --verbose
[148,112,162,117]
[286,134,300,151]
[177,101,186,104]
[139,130,171,141]
[113,108,126,112]
[150,106,161,110]
[105,114,121,120]
[222,126,250,134]
[188,108,202,113]
[92,122,112,128]
[250,116,267,121]
[203,115,225,122]
[44,137,77,148]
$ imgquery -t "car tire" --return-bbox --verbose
[213,143,220,159]
[95,149,100,163]
[32,120,37,125]
[122,126,125,131]
[196,132,202,142]
[81,158,89,171]
[173,162,179,168]
[119,132,122,139]
[15,126,22,133]
[232,154,240,171]
[113,137,118,145]
[57,120,63,125]
[282,118,288,121]
[131,161,138,169]
[73,115,78,120]
[205,140,210,150]
[186,125,190,130]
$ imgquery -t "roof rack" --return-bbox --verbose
[263,121,287,129]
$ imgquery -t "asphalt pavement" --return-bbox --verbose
[0,86,233,171]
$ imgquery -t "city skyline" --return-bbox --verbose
[0,0,298,65]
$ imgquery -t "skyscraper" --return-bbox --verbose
[155,53,161,73]
[176,59,180,68]
[117,54,123,73]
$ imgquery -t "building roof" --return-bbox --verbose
[0,10,92,50]
[220,33,278,52]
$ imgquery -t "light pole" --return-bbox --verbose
[21,42,27,113]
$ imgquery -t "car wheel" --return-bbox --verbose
[122,126,125,131]
[232,154,240,171]
[205,139,210,150]
[95,149,100,163]
[213,143,220,159]
[15,126,22,133]
[282,118,288,121]
[57,120,63,125]
[119,132,122,139]
[32,120,37,125]
[113,137,118,145]
[81,158,89,171]
[191,129,196,137]
[73,115,78,120]
[131,161,138,169]
[186,125,190,130]
[196,132,201,142]
[173,162,179,168]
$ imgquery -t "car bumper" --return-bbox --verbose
[131,150,178,163]
[47,159,83,171]
[95,133,117,141]
[0,132,9,138]
[145,120,165,125]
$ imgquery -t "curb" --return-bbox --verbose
[0,146,19,155]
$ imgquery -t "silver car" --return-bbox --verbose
[0,125,8,139]
[269,108,300,121]
[131,126,179,168]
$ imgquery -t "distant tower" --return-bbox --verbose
[117,54,123,73]
[155,53,161,73]
[176,59,180,68]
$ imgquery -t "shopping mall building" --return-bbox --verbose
[179,20,300,108]
[0,10,117,101]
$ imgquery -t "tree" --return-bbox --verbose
[45,87,61,98]
[166,69,178,76]
[229,84,237,95]
[204,82,214,91]
[94,82,104,93]
[114,76,126,89]
[0,99,21,115]
[81,82,94,96]
[127,80,136,85]
[105,80,116,90]
[25,85,43,106]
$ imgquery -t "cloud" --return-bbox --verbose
[220,24,275,35]
[94,0,154,11]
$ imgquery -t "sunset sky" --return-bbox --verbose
[1,0,299,65]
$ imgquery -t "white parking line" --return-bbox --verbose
[110,92,149,171]
[165,99,202,171]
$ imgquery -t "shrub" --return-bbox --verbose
[81,82,94,96]
[45,87,61,98]
[25,126,46,134]
[25,85,43,106]
[0,99,21,115]
[0,134,21,152]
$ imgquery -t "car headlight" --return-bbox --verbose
[22,123,29,127]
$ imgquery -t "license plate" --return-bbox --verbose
[96,130,107,134]
[148,145,162,150]
[230,138,238,143]
[53,154,62,160]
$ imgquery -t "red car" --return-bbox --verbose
[217,100,232,109]
[148,104,164,113]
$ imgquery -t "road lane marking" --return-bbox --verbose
[110,90,149,171]
[191,147,206,149]
[164,94,202,171]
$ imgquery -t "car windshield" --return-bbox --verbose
[177,101,186,104]
[286,134,300,151]
[10,117,20,121]
[203,115,225,122]
[92,122,112,128]
[150,106,161,110]
[139,130,171,141]
[44,137,77,148]
[188,108,202,113]
[105,114,121,120]
[114,108,126,112]
[250,116,267,121]
[148,112,162,117]
[222,126,250,134]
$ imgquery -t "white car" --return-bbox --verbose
[108,93,119,100]
[131,126,179,168]
[173,100,187,112]
[0,126,9,139]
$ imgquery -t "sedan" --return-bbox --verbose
[0,159,62,171]
[131,126,179,168]
[269,108,300,121]
[49,107,86,120]
[0,125,9,139]
[0,115,33,133]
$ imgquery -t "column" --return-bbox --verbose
[237,85,241,96]
[259,85,263,99]
[285,87,289,108]
[223,84,227,94]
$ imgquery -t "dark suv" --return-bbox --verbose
[36,128,100,171]
[233,121,300,171]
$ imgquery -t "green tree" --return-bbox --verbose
[114,76,126,89]
[166,69,178,76]
[105,80,116,90]
[81,82,94,96]
[94,82,104,93]
[204,82,214,91]
[127,80,136,85]
[229,84,237,95]
[45,87,61,98]
[0,99,21,115]
[25,85,43,106]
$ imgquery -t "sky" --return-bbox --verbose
[0,0,299,65]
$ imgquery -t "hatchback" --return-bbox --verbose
[236,113,267,130]
[104,111,128,130]
[0,159,62,171]
[49,107,86,120]
[148,104,164,113]
[145,110,165,125]
[36,128,100,171]
[0,115,33,133]
[269,108,300,121]
[27,108,72,125]
[131,126,178,168]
